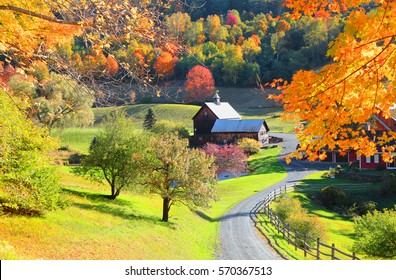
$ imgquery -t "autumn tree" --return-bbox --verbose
[75,112,145,199]
[0,0,181,102]
[203,143,248,177]
[270,0,396,163]
[0,89,66,215]
[142,134,218,222]
[225,13,238,27]
[184,65,216,102]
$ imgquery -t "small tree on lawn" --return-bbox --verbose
[75,111,145,199]
[353,207,396,258]
[143,134,218,222]
[184,65,215,103]
[203,143,248,177]
[237,138,261,155]
[143,108,157,130]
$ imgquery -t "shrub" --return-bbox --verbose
[273,195,303,222]
[353,207,396,258]
[0,90,67,215]
[349,201,377,216]
[321,165,342,179]
[286,212,326,245]
[237,138,261,155]
[320,186,348,210]
[381,174,396,196]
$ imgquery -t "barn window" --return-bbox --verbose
[365,156,371,163]
[374,154,379,163]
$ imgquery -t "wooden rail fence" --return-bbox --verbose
[259,184,360,260]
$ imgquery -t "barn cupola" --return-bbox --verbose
[213,92,221,105]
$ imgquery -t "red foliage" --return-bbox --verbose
[203,143,248,176]
[225,13,238,26]
[184,65,215,102]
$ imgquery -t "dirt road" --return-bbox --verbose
[217,133,335,260]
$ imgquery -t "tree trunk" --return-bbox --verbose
[162,197,170,222]
[109,185,120,200]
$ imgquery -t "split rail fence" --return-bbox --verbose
[259,184,360,260]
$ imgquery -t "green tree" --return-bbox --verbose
[143,134,218,222]
[143,108,157,130]
[353,207,396,258]
[76,112,145,199]
[0,90,66,215]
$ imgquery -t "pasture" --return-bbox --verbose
[0,147,286,259]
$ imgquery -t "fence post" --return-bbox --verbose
[287,224,290,244]
[316,238,320,260]
[282,221,286,238]
[352,252,356,260]
[331,243,336,260]
[303,234,307,257]
[294,230,298,251]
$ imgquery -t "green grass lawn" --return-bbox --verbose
[0,147,286,260]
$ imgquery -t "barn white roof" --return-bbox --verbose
[204,102,242,120]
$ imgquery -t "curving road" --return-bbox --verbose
[217,133,336,260]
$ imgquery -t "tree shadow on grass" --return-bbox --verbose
[62,188,174,227]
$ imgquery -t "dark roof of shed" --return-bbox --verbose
[211,119,269,133]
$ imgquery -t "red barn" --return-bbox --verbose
[191,94,270,146]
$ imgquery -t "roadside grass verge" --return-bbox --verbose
[256,171,390,260]
[0,147,286,259]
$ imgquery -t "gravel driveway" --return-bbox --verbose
[217,133,336,260]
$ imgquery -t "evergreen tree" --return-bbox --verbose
[143,108,157,130]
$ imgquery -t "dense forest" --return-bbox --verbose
[70,1,344,87]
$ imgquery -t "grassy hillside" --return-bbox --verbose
[52,101,296,153]
[0,147,286,260]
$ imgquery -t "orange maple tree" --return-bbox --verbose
[184,65,215,102]
[270,0,396,163]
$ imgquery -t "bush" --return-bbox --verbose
[273,196,303,222]
[353,207,396,258]
[237,138,261,155]
[349,201,378,216]
[272,196,326,245]
[0,90,67,215]
[286,212,326,246]
[321,165,342,179]
[320,186,348,210]
[381,174,396,196]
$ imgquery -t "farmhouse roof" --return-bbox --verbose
[211,119,269,133]
[204,102,242,119]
